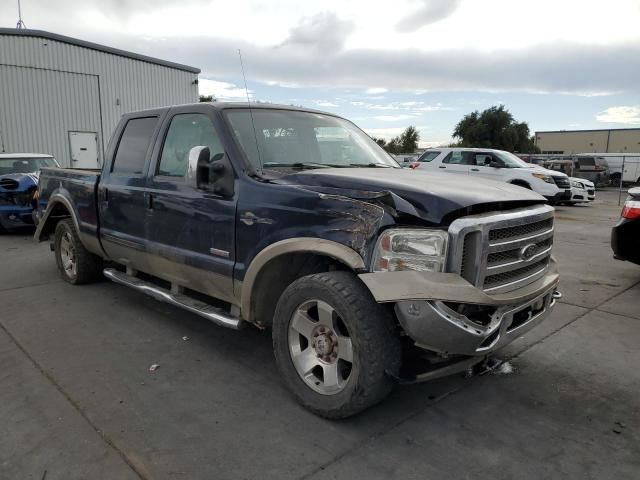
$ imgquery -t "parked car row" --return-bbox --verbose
[408,148,581,205]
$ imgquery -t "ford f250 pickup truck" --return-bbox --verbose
[34,103,560,418]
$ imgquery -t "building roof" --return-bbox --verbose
[536,128,640,134]
[0,153,53,158]
[0,28,200,74]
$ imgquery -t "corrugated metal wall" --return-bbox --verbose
[0,33,199,167]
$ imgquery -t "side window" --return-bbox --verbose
[158,113,224,178]
[443,151,464,164]
[112,117,158,174]
[419,151,440,162]
[474,153,492,166]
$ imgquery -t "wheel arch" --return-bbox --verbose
[239,238,366,326]
[34,194,79,242]
[509,179,531,189]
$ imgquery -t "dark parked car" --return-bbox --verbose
[612,187,640,265]
[0,153,59,232]
[34,103,560,418]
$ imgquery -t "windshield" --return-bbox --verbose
[0,157,59,175]
[225,109,400,170]
[493,151,532,168]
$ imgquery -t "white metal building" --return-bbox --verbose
[0,29,200,168]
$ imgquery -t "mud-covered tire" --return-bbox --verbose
[54,219,103,285]
[272,271,401,419]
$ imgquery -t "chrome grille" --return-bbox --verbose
[448,205,555,294]
[552,176,570,189]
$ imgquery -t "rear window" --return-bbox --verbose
[112,117,158,174]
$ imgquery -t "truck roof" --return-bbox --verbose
[125,102,336,117]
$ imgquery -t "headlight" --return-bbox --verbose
[372,228,448,272]
[571,180,584,188]
[531,173,554,183]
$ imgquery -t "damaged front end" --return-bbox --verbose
[0,174,38,231]
[359,203,561,380]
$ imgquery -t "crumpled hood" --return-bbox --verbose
[0,172,39,193]
[278,168,546,224]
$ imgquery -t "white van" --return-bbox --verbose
[581,153,640,185]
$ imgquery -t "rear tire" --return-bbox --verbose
[54,219,103,284]
[272,271,401,419]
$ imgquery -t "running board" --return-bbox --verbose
[103,268,242,330]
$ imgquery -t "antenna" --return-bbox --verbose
[238,49,263,171]
[16,0,26,29]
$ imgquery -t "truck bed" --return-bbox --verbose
[36,167,101,243]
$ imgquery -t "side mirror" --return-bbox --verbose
[186,146,234,197]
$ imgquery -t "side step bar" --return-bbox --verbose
[103,268,242,330]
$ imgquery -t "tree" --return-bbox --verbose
[452,105,540,153]
[199,95,214,102]
[398,126,419,153]
[373,126,420,154]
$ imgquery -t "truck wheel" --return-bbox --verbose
[272,271,401,419]
[54,219,103,285]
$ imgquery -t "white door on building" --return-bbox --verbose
[69,131,99,169]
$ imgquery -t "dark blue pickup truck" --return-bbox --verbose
[34,102,560,418]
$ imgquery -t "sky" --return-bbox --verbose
[2,0,640,146]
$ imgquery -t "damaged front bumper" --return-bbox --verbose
[359,263,560,356]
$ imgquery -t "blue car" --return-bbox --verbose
[0,154,59,232]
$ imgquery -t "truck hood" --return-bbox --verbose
[278,168,546,225]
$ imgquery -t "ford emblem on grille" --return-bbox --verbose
[520,244,538,261]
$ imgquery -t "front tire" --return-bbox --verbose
[272,271,401,419]
[54,219,103,284]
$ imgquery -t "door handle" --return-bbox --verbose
[147,192,153,210]
[100,188,109,209]
[470,168,479,171]
[438,166,446,169]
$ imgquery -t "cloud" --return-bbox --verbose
[365,87,388,94]
[396,0,464,32]
[137,35,640,97]
[198,79,252,101]
[278,12,354,52]
[373,115,417,121]
[312,100,339,107]
[596,106,640,125]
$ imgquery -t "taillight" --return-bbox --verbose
[594,165,606,171]
[621,200,640,219]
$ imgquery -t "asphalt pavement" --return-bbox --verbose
[1,189,638,480]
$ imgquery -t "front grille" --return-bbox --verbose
[0,178,19,190]
[484,258,550,290]
[448,205,555,294]
[552,176,570,189]
[489,218,553,242]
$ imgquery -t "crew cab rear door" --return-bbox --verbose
[143,106,236,304]
[98,113,164,265]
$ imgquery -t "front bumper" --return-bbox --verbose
[359,262,560,356]
[0,206,35,230]
[544,190,571,203]
[395,285,559,355]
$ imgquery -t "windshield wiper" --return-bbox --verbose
[347,163,393,168]
[262,162,332,170]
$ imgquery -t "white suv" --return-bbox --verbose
[413,148,572,204]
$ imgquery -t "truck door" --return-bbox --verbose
[144,109,236,304]
[98,115,161,267]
